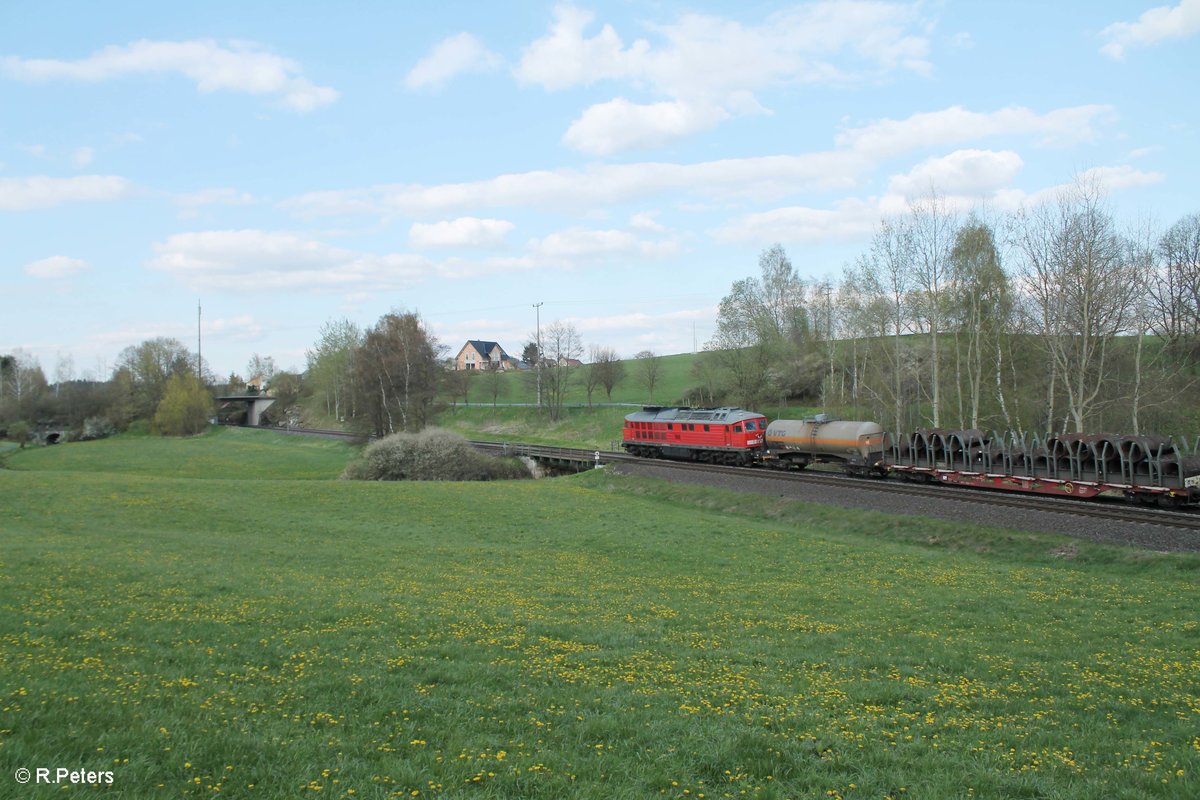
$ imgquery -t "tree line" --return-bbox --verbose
[1,306,655,444]
[697,176,1200,436]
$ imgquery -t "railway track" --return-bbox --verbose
[263,426,1200,532]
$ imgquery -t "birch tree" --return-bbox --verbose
[854,219,916,434]
[949,220,1011,428]
[1014,175,1139,432]
[351,311,441,437]
[306,318,362,421]
[1147,212,1200,366]
[908,191,957,428]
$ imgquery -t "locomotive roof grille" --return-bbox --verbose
[626,406,763,423]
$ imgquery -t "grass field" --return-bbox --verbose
[2,429,1199,798]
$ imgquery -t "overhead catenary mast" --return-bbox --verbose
[197,299,202,382]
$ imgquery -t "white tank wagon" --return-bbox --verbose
[764,416,890,476]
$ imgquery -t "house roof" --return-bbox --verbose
[461,340,508,358]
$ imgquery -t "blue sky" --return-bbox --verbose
[3,1,1198,380]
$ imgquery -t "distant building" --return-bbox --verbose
[454,340,520,371]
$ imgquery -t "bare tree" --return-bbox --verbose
[757,243,808,338]
[635,350,663,403]
[908,190,957,427]
[705,245,809,409]
[1014,174,1139,432]
[481,364,508,410]
[1147,212,1200,364]
[245,353,277,390]
[587,345,624,404]
[854,219,916,434]
[444,367,473,406]
[541,320,583,421]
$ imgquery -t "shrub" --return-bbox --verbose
[344,428,530,482]
[151,375,214,436]
[5,420,32,449]
[80,416,118,441]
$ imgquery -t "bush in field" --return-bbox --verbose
[344,428,530,482]
[80,416,118,441]
[151,375,213,436]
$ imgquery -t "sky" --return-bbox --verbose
[3,1,1199,381]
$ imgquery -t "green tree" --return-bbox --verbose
[306,318,362,422]
[351,311,442,437]
[151,374,213,436]
[114,337,194,420]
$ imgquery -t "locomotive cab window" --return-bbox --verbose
[733,425,742,432]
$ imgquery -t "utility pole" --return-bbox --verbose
[533,301,543,409]
[197,299,203,383]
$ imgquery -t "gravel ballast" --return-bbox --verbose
[612,460,1200,553]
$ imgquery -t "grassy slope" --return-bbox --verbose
[1,433,1198,799]
[437,352,820,449]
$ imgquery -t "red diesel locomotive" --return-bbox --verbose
[622,406,768,465]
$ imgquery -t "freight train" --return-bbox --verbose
[622,407,1200,508]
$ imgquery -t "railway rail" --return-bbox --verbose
[259,425,1200,533]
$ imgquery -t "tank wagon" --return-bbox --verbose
[622,406,768,465]
[764,415,890,477]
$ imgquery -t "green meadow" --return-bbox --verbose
[2,428,1199,799]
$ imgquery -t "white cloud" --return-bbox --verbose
[528,227,680,259]
[24,255,89,278]
[516,2,933,153]
[147,229,565,292]
[1076,164,1166,192]
[71,146,94,168]
[404,32,502,90]
[283,101,1114,219]
[433,255,539,279]
[562,97,730,155]
[837,104,1115,158]
[711,198,881,245]
[715,162,1168,246]
[1100,0,1200,59]
[147,229,430,291]
[0,174,132,209]
[0,39,338,111]
[175,187,255,208]
[950,31,974,49]
[408,216,514,248]
[887,149,1024,199]
[284,151,866,217]
[630,212,667,233]
[989,166,1167,213]
[514,5,637,90]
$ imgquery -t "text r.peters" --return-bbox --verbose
[36,768,114,784]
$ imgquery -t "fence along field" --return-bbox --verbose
[1,427,1198,799]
